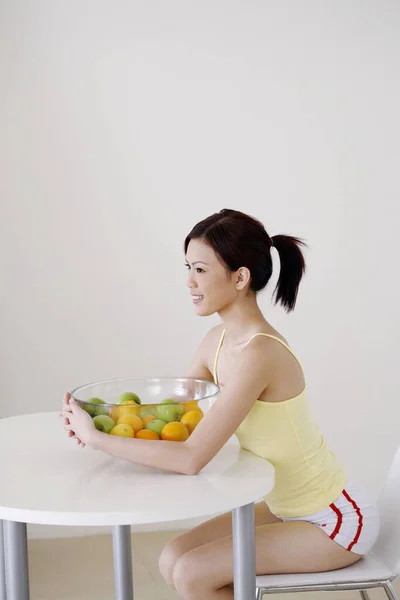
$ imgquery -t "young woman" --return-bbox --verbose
[62,209,380,600]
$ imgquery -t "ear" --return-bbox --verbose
[235,267,251,291]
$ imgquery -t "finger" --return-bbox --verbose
[69,398,82,413]
[62,410,72,419]
[64,423,73,432]
[65,392,71,402]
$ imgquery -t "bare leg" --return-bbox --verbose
[159,501,280,588]
[171,520,362,600]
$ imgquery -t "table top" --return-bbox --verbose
[0,412,274,527]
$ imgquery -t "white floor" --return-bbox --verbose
[28,531,399,600]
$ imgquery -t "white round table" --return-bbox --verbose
[0,413,274,600]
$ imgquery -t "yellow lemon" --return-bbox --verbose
[110,406,119,423]
[117,414,143,435]
[182,400,203,415]
[118,401,140,419]
[110,424,134,438]
[180,410,204,434]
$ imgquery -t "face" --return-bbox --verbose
[185,238,250,316]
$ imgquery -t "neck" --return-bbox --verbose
[217,294,269,345]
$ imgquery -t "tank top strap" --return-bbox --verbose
[244,333,304,372]
[213,329,226,385]
[213,329,303,384]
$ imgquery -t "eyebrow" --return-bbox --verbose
[185,260,209,266]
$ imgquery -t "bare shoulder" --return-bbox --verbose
[240,327,300,378]
[245,328,305,399]
[241,332,285,364]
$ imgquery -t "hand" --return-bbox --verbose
[61,392,80,443]
[60,393,95,448]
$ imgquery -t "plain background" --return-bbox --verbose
[1,1,399,539]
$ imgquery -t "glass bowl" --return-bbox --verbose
[71,377,220,442]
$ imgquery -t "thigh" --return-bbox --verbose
[173,520,362,595]
[168,501,280,555]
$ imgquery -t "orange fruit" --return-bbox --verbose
[142,415,156,426]
[182,400,203,414]
[110,406,119,423]
[117,414,143,434]
[180,410,203,434]
[118,401,140,419]
[135,429,160,440]
[110,424,134,438]
[161,422,189,442]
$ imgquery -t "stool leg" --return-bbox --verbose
[232,503,256,600]
[383,582,399,600]
[3,521,29,600]
[0,521,6,600]
[112,525,134,600]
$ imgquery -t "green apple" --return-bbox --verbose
[146,419,167,436]
[83,397,109,417]
[139,405,157,418]
[93,415,115,434]
[118,392,141,405]
[156,399,184,423]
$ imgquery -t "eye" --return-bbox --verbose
[184,264,205,274]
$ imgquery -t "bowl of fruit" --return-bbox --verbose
[71,377,220,442]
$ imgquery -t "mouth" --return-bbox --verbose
[192,295,204,304]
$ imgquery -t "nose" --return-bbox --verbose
[186,272,197,288]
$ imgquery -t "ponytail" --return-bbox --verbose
[271,235,307,312]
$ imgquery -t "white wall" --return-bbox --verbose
[1,1,399,539]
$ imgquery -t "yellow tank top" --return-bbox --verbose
[213,330,348,518]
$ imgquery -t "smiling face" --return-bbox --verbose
[185,238,248,317]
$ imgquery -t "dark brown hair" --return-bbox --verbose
[184,209,307,312]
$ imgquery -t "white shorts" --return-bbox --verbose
[276,479,380,555]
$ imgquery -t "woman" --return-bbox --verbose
[62,209,380,600]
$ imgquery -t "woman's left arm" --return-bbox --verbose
[62,337,273,475]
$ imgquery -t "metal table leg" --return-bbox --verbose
[232,503,256,600]
[3,521,29,600]
[112,525,134,600]
[0,521,6,600]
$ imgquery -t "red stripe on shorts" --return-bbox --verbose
[329,502,343,540]
[342,489,363,551]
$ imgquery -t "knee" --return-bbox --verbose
[158,538,186,588]
[172,551,202,599]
